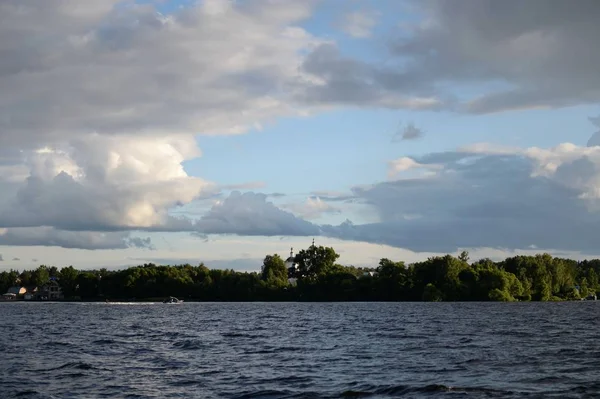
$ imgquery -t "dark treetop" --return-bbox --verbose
[1,245,598,302]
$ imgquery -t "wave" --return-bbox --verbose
[11,390,58,399]
[172,339,206,350]
[231,384,513,399]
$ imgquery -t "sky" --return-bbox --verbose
[1,0,600,271]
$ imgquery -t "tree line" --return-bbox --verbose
[0,244,598,301]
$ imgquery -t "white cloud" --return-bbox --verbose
[0,0,324,248]
[388,157,443,179]
[0,135,209,231]
[283,196,341,220]
[0,0,320,147]
[340,10,379,38]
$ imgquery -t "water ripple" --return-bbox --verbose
[1,302,599,398]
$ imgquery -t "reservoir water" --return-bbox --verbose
[0,302,598,398]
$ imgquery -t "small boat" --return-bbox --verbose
[163,296,183,304]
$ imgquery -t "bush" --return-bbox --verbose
[488,288,513,302]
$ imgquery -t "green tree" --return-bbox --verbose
[33,266,50,287]
[422,283,443,302]
[580,277,589,298]
[375,258,409,300]
[294,244,340,280]
[489,288,513,302]
[261,254,288,287]
[458,251,470,263]
[59,266,80,298]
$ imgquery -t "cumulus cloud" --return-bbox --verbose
[298,0,600,113]
[387,157,443,179]
[195,191,320,236]
[283,196,341,220]
[321,142,600,253]
[0,0,322,249]
[0,0,319,146]
[1,0,596,252]
[0,135,209,235]
[340,10,379,38]
[296,43,446,110]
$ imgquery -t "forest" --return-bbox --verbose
[0,244,598,302]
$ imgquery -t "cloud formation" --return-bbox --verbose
[0,0,318,146]
[195,191,320,237]
[393,123,424,141]
[0,227,153,250]
[321,142,600,253]
[0,0,597,254]
[340,10,379,38]
[0,0,321,249]
[298,0,600,113]
[283,196,341,220]
[0,135,208,231]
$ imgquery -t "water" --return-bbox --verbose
[0,302,598,398]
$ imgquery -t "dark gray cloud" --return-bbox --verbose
[296,43,448,110]
[0,254,3,261]
[12,258,19,261]
[0,227,153,250]
[195,191,320,237]
[298,0,600,113]
[393,122,424,141]
[587,115,600,147]
[321,145,600,253]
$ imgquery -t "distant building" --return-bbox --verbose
[24,287,38,300]
[1,293,16,301]
[37,279,63,300]
[285,247,299,286]
[6,286,26,296]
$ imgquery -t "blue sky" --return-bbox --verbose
[0,0,599,271]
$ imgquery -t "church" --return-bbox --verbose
[285,247,299,286]
[284,239,315,286]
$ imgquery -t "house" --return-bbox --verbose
[6,286,26,296]
[1,293,17,301]
[37,279,63,300]
[24,287,38,300]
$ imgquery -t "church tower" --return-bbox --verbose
[285,247,298,285]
